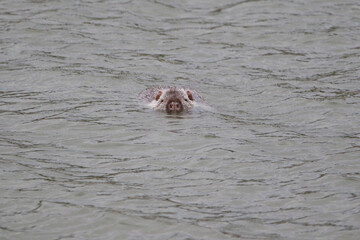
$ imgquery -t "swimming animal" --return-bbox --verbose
[138,86,208,113]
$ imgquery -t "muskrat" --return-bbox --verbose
[138,86,208,113]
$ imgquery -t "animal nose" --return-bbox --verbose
[169,101,181,111]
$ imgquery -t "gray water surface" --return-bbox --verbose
[1,0,360,239]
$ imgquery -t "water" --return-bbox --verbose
[1,0,360,239]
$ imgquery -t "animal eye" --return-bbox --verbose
[186,90,193,101]
[160,99,164,102]
[184,99,188,102]
[155,91,162,101]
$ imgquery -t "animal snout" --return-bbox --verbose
[166,99,183,113]
[168,101,181,111]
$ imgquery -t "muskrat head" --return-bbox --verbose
[154,88,195,113]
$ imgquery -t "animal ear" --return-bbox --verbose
[155,91,162,101]
[186,90,193,101]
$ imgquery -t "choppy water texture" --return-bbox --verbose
[1,0,360,239]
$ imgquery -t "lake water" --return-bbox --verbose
[1,0,360,239]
